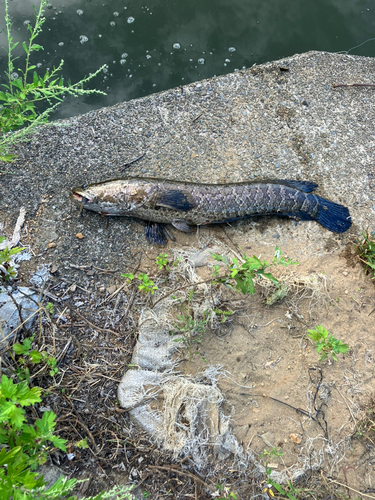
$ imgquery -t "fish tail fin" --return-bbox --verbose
[315,196,352,233]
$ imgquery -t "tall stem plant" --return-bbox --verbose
[0,0,107,162]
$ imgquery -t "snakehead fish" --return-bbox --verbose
[71,177,352,244]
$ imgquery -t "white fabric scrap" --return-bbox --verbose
[0,207,26,250]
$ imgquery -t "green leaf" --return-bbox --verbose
[8,404,26,429]
[13,344,27,355]
[0,375,17,399]
[16,383,42,407]
[30,43,43,51]
[337,344,349,353]
[20,423,37,442]
[0,445,23,467]
[29,350,42,364]
[36,410,57,435]
[319,351,328,361]
[48,78,59,88]
[11,78,24,91]
[49,434,67,452]
[211,253,226,263]
[261,272,279,286]
[307,330,321,342]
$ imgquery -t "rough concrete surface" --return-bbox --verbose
[1,50,374,265]
[1,50,375,497]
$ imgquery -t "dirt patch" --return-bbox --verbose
[186,241,375,489]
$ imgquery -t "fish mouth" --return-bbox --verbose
[71,192,83,202]
[71,192,90,204]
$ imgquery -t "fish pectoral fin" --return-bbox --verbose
[172,219,191,232]
[145,223,167,245]
[155,190,195,211]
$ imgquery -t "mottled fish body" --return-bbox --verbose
[71,177,352,244]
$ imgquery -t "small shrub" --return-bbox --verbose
[212,246,297,295]
[0,237,25,282]
[138,273,158,294]
[263,467,299,500]
[355,229,375,279]
[121,271,158,294]
[0,0,106,162]
[156,253,169,270]
[307,325,349,362]
[13,336,59,381]
[0,374,134,499]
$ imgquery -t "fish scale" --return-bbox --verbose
[71,176,352,245]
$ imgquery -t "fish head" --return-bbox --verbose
[70,183,106,213]
[70,179,150,215]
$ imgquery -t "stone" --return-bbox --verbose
[261,431,275,447]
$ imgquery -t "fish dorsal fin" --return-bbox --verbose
[276,180,318,193]
[154,190,195,211]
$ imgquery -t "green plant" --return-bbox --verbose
[213,308,233,323]
[260,447,284,458]
[76,438,88,449]
[156,253,169,270]
[0,0,106,162]
[0,374,134,499]
[216,482,238,500]
[264,467,299,500]
[212,246,297,295]
[13,336,59,381]
[121,271,158,294]
[172,256,181,267]
[0,376,66,464]
[138,273,158,294]
[0,237,25,281]
[307,325,349,362]
[355,229,375,279]
[121,272,134,283]
[45,302,54,315]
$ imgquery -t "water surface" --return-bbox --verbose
[1,0,375,119]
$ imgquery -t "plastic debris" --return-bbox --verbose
[0,286,38,347]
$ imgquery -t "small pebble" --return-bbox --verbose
[76,233,84,239]
[47,242,56,248]
[343,271,348,276]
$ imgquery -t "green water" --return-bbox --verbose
[1,0,375,119]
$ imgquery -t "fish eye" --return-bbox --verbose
[82,184,88,190]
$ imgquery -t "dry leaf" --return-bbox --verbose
[289,433,302,444]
